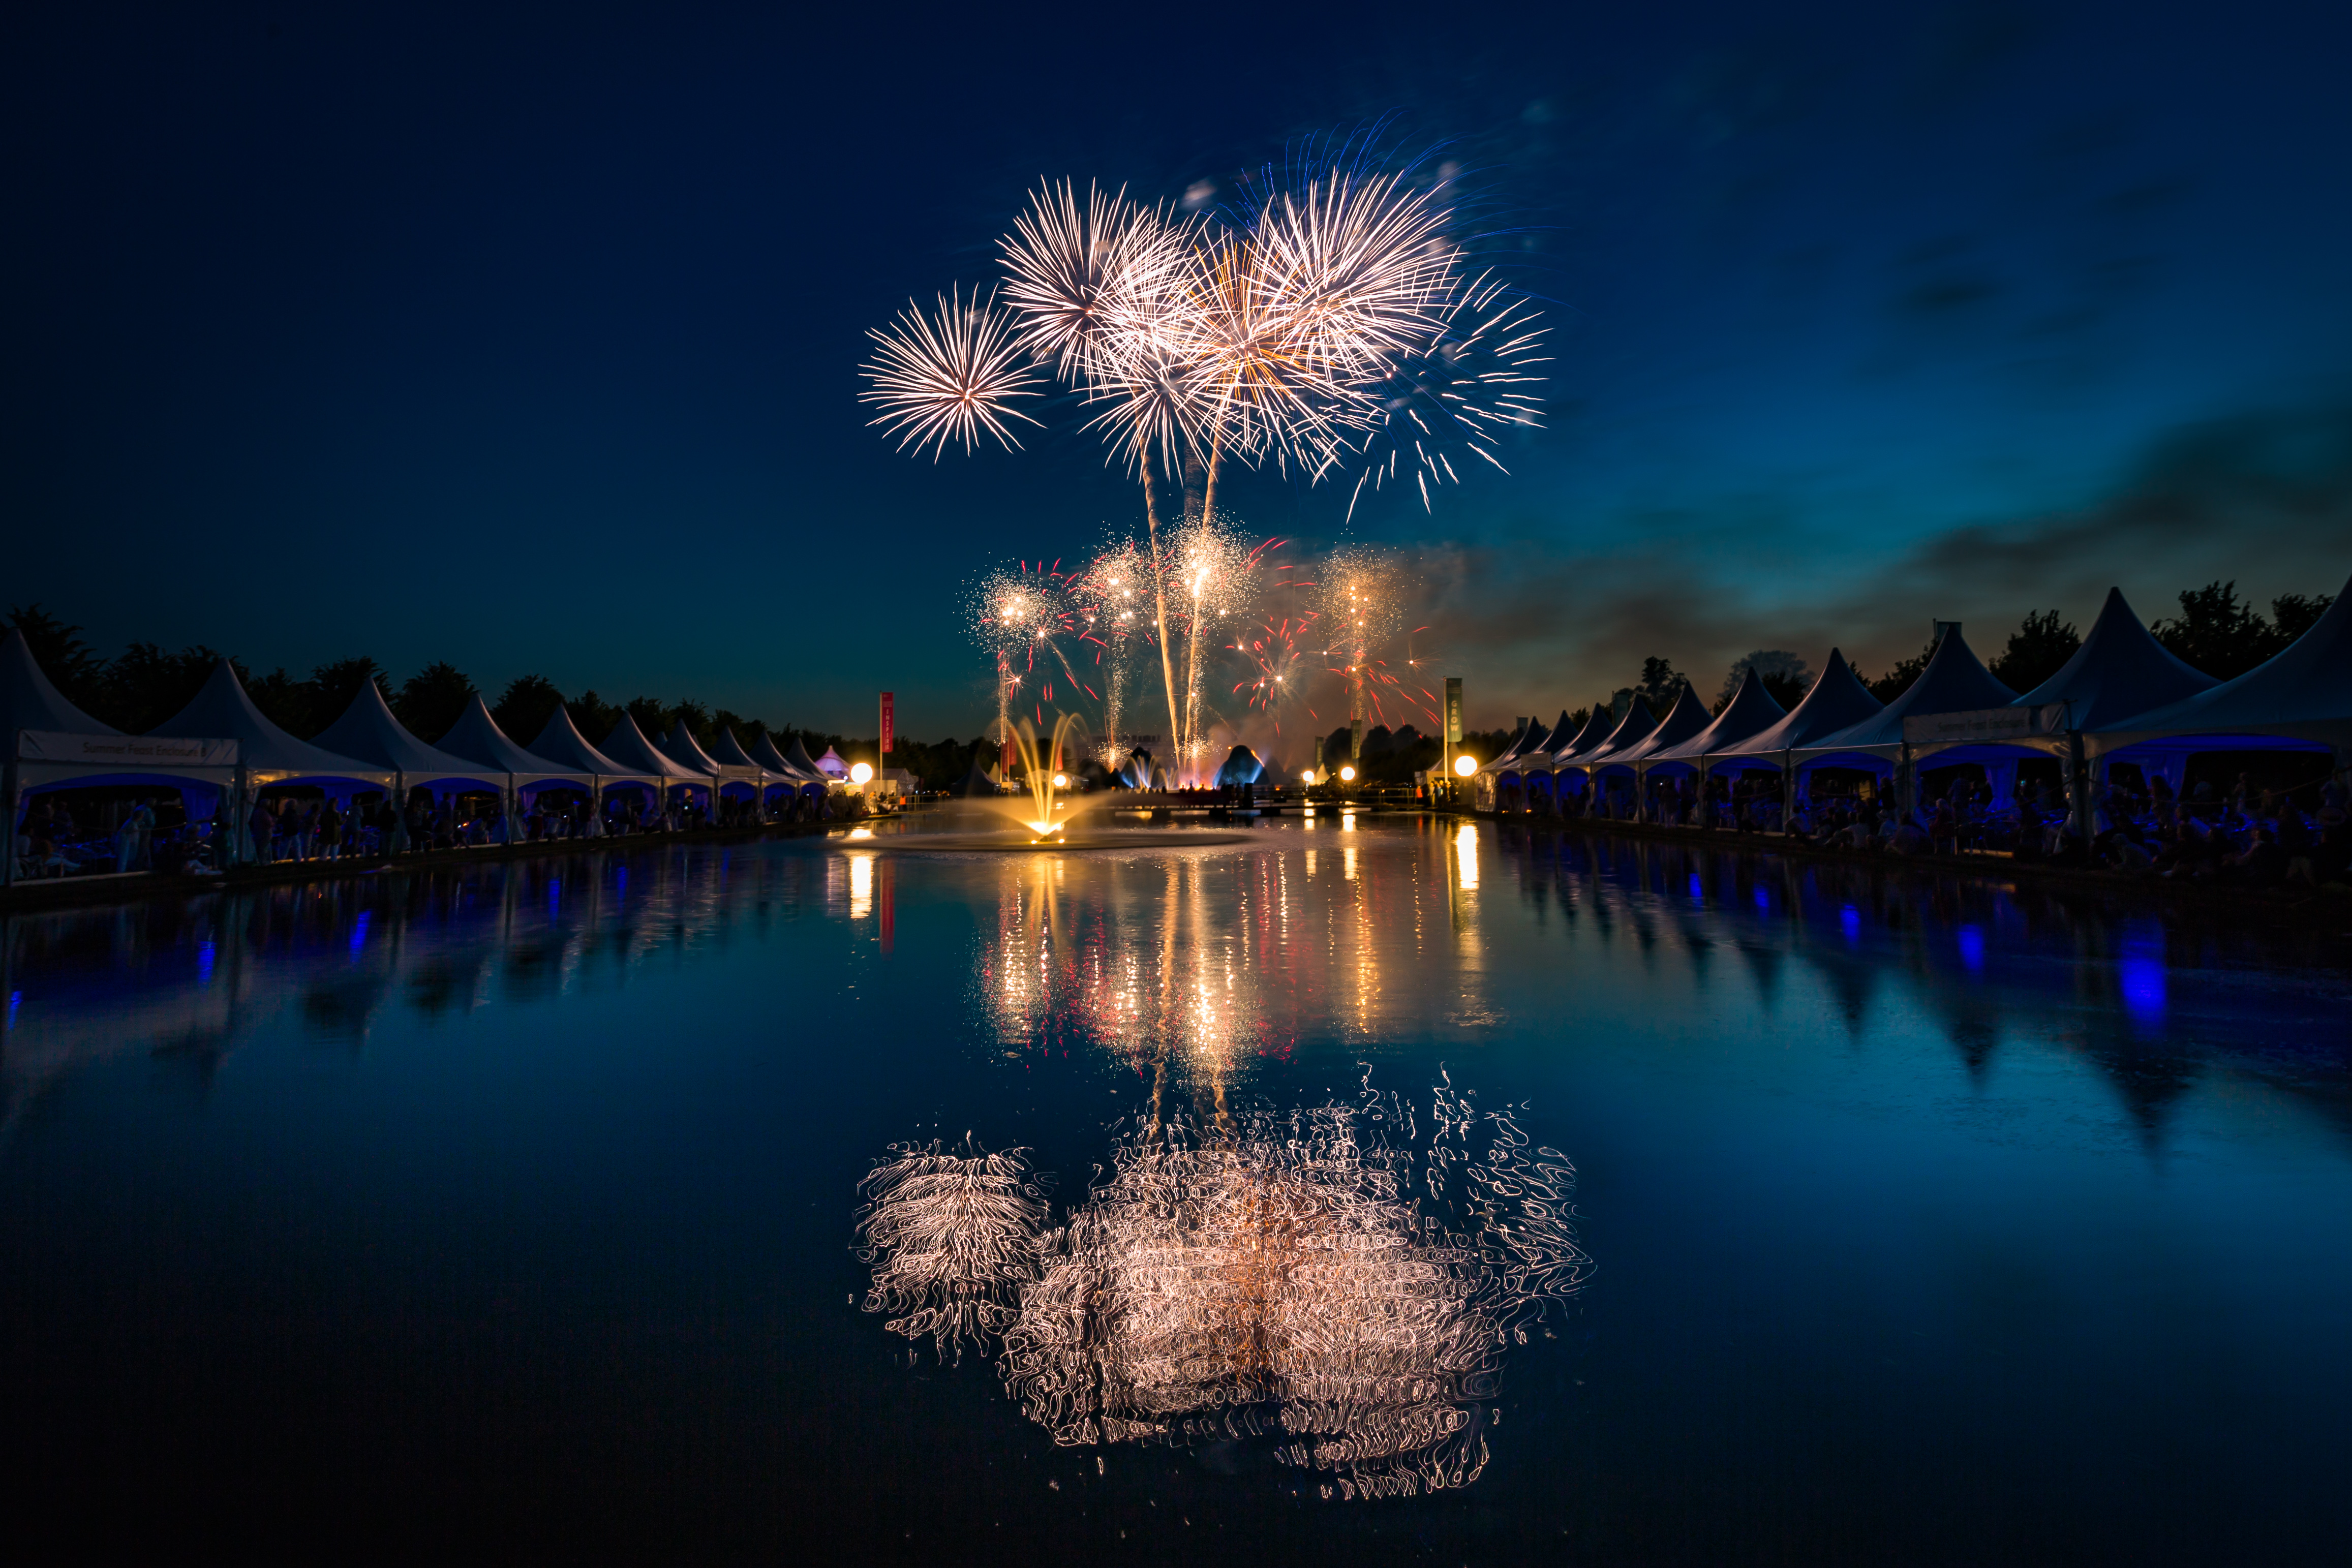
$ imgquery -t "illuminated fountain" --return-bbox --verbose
[884,712,1251,853]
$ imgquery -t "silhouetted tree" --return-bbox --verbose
[2270,591,2335,644]
[4,604,108,713]
[565,689,624,742]
[1988,610,2079,693]
[1716,650,1812,714]
[623,696,672,737]
[1868,638,1940,704]
[670,698,714,746]
[492,674,564,741]
[392,662,476,742]
[1635,656,1682,708]
[2151,582,2272,678]
[99,642,227,732]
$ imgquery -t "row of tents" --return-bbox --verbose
[1476,577,2352,832]
[3,636,875,883]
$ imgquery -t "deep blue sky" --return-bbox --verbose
[5,2,2349,734]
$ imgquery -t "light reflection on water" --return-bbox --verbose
[1,817,2348,1559]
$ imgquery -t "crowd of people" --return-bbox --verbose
[1507,765,2352,890]
[11,782,864,881]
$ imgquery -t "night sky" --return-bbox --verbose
[6,2,2350,735]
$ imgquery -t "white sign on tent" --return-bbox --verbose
[17,730,239,766]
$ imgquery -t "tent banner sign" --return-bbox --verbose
[1444,678,1464,746]
[1902,705,2067,745]
[879,692,894,755]
[17,729,239,766]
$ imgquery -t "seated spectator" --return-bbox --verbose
[2224,827,2287,887]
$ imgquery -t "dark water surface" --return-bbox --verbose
[4,814,2348,1563]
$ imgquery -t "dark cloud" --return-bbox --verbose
[1412,404,2352,720]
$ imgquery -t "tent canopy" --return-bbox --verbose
[1507,710,1578,773]
[949,758,1001,797]
[1651,666,1788,762]
[3,628,119,735]
[2012,587,2217,731]
[2092,569,2352,749]
[1483,718,1534,771]
[812,745,850,778]
[1575,697,1658,767]
[1614,684,1714,765]
[660,720,728,776]
[438,695,584,779]
[1716,648,1884,757]
[313,682,503,787]
[150,658,388,782]
[1808,627,2014,752]
[526,707,640,777]
[710,727,773,772]
[748,729,821,781]
[1546,705,1616,764]
[599,715,701,779]
[782,735,826,776]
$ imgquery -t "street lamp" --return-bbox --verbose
[1452,755,1476,778]
[849,761,874,785]
[1051,772,1068,789]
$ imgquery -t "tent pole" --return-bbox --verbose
[2,757,17,888]
[2066,729,2093,847]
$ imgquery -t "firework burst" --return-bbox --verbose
[858,286,1044,460]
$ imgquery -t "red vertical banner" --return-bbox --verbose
[879,692,894,757]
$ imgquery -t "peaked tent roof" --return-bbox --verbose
[710,727,774,772]
[1507,710,1580,772]
[1546,705,1617,764]
[313,682,504,784]
[1575,698,1658,767]
[1480,718,1534,772]
[783,736,826,775]
[438,695,583,777]
[1715,649,1884,756]
[749,730,824,782]
[2094,569,2352,745]
[949,757,1001,796]
[1808,628,2015,751]
[1614,685,1715,764]
[149,658,388,778]
[659,719,727,776]
[2,627,119,735]
[812,746,850,777]
[2013,587,2218,730]
[526,706,640,776]
[600,715,700,778]
[1651,667,1788,761]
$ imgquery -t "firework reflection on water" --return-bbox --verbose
[858,1086,1587,1500]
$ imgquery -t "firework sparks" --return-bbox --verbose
[1340,271,1549,519]
[858,286,1045,460]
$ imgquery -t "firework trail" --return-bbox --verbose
[858,286,1044,460]
[1068,535,1161,768]
[1167,521,1280,776]
[970,563,1094,743]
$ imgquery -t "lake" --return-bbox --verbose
[3,811,2347,1563]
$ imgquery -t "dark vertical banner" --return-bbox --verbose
[1444,678,1463,747]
